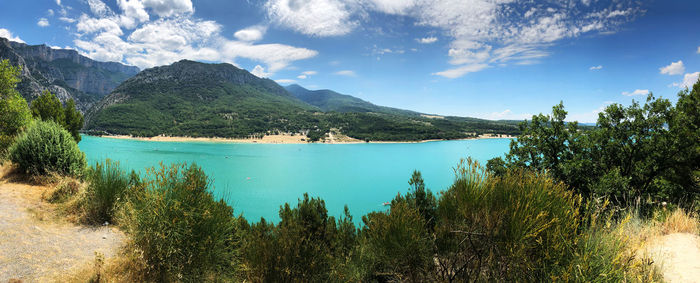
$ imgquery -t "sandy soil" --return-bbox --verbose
[646,233,700,283]
[0,166,125,282]
[99,133,514,144]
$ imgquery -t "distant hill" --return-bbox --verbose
[86,60,322,137]
[0,37,139,112]
[284,84,419,116]
[87,60,520,141]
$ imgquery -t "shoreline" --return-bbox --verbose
[91,134,516,144]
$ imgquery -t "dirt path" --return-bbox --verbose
[647,233,700,283]
[0,169,124,282]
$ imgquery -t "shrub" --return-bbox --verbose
[240,194,358,282]
[126,163,239,281]
[0,59,32,159]
[82,160,133,224]
[433,158,582,281]
[9,120,86,177]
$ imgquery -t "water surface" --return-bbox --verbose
[79,136,511,223]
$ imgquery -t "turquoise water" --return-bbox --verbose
[79,136,511,223]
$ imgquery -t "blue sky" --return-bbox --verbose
[1,0,699,122]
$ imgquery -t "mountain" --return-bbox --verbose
[0,37,139,112]
[86,60,319,137]
[284,84,419,116]
[87,60,520,141]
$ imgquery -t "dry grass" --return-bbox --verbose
[660,208,699,235]
[57,244,149,283]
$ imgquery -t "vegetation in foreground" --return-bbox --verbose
[1,59,698,282]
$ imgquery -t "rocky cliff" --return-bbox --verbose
[0,37,139,112]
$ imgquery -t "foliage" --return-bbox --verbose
[9,120,86,177]
[0,59,32,158]
[489,81,700,208]
[240,194,357,282]
[124,163,239,282]
[30,91,84,142]
[82,160,134,224]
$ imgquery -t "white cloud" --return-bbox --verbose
[589,65,603,70]
[335,70,356,76]
[302,70,317,75]
[251,65,270,78]
[234,26,266,42]
[417,37,437,44]
[483,109,531,120]
[432,63,488,79]
[56,0,61,5]
[275,79,297,84]
[264,0,640,78]
[37,18,50,27]
[48,9,55,16]
[0,28,24,43]
[68,2,317,73]
[621,89,650,96]
[659,60,685,75]
[142,0,193,17]
[680,72,700,89]
[697,46,700,54]
[265,0,358,37]
[297,74,307,79]
[59,17,76,23]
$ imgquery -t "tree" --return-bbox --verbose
[30,90,64,124]
[0,59,32,156]
[30,91,83,142]
[492,86,700,208]
[63,99,84,142]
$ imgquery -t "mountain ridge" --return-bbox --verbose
[0,37,139,112]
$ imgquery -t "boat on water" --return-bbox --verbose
[382,201,391,206]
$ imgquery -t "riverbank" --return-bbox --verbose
[95,133,516,144]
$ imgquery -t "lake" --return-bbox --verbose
[79,136,512,223]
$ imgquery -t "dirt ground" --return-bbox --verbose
[0,166,124,282]
[646,232,700,283]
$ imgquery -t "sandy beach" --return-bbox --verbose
[98,133,515,144]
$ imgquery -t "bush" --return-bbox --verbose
[82,160,133,224]
[9,120,86,177]
[125,163,239,281]
[431,159,582,281]
[0,59,32,159]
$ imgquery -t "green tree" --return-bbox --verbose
[0,59,32,157]
[30,90,64,124]
[63,99,84,142]
[30,91,83,142]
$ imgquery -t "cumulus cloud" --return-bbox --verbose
[659,60,685,75]
[590,65,603,70]
[68,0,317,74]
[265,0,358,37]
[697,46,700,54]
[0,28,25,43]
[37,18,50,27]
[335,70,356,76]
[251,65,270,78]
[417,37,437,44]
[621,89,650,96]
[264,0,641,78]
[302,70,317,75]
[234,26,266,42]
[680,72,700,89]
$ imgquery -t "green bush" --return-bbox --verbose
[0,59,32,159]
[432,159,582,281]
[126,163,239,281]
[83,160,133,224]
[9,120,86,177]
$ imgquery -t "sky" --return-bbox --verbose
[0,0,699,122]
